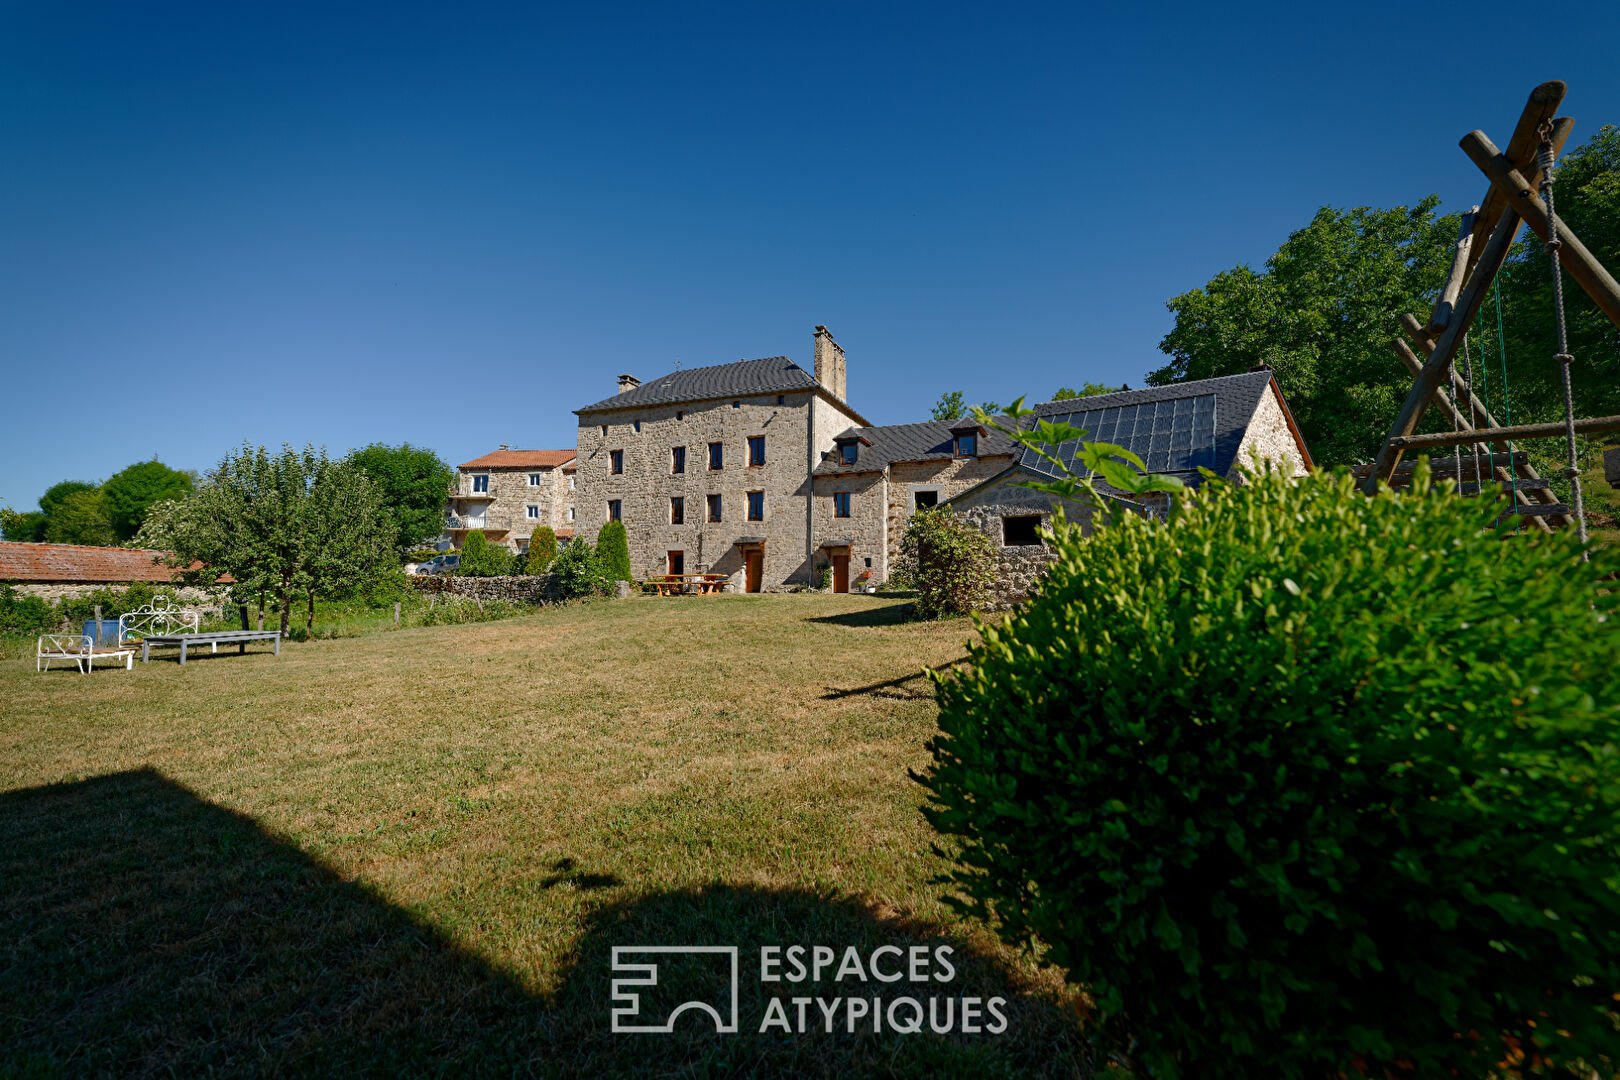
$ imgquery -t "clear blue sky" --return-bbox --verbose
[3,0,1618,510]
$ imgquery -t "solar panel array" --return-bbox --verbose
[1026,394,1217,477]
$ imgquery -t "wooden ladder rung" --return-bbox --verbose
[1493,504,1571,524]
[1455,479,1552,495]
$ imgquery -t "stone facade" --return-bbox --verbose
[450,449,577,553]
[1228,383,1310,480]
[577,387,865,587]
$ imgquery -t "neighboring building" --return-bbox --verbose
[574,326,869,590]
[0,541,231,611]
[449,446,578,553]
[942,369,1313,608]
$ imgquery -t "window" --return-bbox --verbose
[955,433,977,458]
[732,401,740,409]
[671,446,685,474]
[526,505,540,520]
[610,449,623,475]
[471,474,489,493]
[670,496,685,525]
[1003,515,1043,546]
[601,425,608,436]
[607,500,621,522]
[747,436,765,467]
[709,442,723,470]
[676,410,684,421]
[777,395,785,405]
[913,490,938,510]
[528,473,543,486]
[837,441,857,466]
[747,491,764,521]
[706,494,722,523]
[568,476,575,490]
[833,492,851,518]
[568,506,575,521]
[634,419,641,433]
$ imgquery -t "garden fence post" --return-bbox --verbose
[93,606,101,645]
[394,602,400,628]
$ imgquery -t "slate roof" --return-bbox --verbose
[1018,370,1283,484]
[817,370,1295,482]
[814,419,1018,475]
[0,542,230,583]
[459,449,577,470]
[576,357,821,414]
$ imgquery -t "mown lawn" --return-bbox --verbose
[0,594,1092,1079]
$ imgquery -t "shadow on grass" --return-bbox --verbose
[805,602,921,628]
[0,770,1090,1079]
[823,657,971,701]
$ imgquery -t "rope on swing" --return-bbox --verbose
[1490,277,1521,532]
[1536,121,1591,551]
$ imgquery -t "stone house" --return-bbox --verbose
[449,447,578,554]
[573,326,870,590]
[942,369,1314,608]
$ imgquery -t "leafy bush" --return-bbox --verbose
[0,585,57,637]
[456,531,510,577]
[895,508,994,618]
[525,527,558,574]
[53,583,178,625]
[923,464,1620,1078]
[550,540,605,600]
[595,520,632,585]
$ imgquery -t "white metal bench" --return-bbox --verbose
[37,634,135,674]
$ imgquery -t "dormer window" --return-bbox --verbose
[950,424,985,459]
[838,442,858,466]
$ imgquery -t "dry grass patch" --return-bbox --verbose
[0,593,1093,1078]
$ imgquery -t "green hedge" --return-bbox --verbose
[923,464,1620,1077]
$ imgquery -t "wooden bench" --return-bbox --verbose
[37,634,134,674]
[649,574,728,596]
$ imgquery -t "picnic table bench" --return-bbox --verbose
[37,634,135,674]
[139,629,282,665]
[649,573,728,596]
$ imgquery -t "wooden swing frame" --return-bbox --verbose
[1364,81,1620,529]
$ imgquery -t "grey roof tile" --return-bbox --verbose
[814,419,1017,474]
[577,357,820,414]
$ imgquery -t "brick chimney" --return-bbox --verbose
[813,326,846,401]
[617,374,640,394]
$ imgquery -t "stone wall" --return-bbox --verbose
[886,455,1014,572]
[409,574,563,605]
[9,582,226,619]
[1228,382,1310,479]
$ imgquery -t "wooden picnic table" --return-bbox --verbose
[650,574,727,596]
[138,629,282,665]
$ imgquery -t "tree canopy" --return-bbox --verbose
[101,460,194,542]
[347,443,456,555]
[1149,126,1620,465]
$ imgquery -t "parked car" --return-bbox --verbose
[415,554,460,575]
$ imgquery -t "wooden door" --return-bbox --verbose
[745,550,763,593]
[668,551,684,576]
[832,552,849,593]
